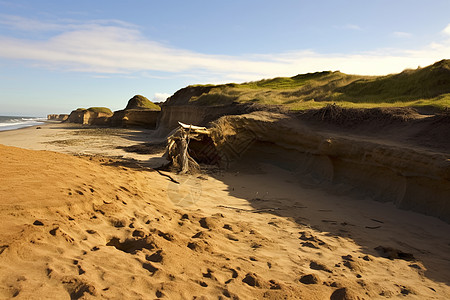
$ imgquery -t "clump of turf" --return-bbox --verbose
[87,107,113,115]
[125,95,161,110]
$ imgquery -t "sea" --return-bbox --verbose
[0,116,46,132]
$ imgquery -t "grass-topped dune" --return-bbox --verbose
[166,59,450,111]
[125,95,161,110]
[76,107,114,115]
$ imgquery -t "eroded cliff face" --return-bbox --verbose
[110,109,159,128]
[66,110,111,125]
[47,114,69,121]
[209,112,450,223]
[65,108,160,128]
[154,103,265,136]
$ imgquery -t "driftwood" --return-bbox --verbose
[164,122,210,174]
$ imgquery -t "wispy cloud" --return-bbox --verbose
[392,31,412,38]
[0,15,449,82]
[344,24,362,31]
[335,24,363,31]
[0,14,137,32]
[443,23,450,36]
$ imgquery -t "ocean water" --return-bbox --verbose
[0,116,46,132]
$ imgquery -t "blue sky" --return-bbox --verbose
[0,0,449,116]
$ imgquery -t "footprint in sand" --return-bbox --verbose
[223,267,239,284]
[156,230,174,241]
[132,229,145,237]
[109,218,127,228]
[0,245,8,255]
[202,269,214,279]
[341,255,362,272]
[299,231,326,249]
[330,287,362,300]
[33,220,44,226]
[106,236,156,254]
[49,227,74,243]
[223,224,233,231]
[299,274,321,285]
[142,262,158,275]
[199,216,221,230]
[77,265,86,275]
[61,277,97,299]
[242,273,260,287]
[309,261,332,273]
[374,246,415,261]
[269,279,282,290]
[146,250,163,263]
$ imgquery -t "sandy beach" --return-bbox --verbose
[1,123,449,299]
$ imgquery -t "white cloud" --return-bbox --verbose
[0,15,448,83]
[153,93,171,102]
[335,24,363,31]
[393,31,412,38]
[443,23,450,36]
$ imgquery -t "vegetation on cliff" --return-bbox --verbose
[168,60,450,111]
[125,95,161,110]
[87,107,113,115]
[74,107,113,115]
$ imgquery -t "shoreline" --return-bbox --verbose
[0,121,167,168]
[0,116,47,132]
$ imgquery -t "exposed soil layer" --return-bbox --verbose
[209,110,450,223]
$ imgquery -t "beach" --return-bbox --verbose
[0,123,449,299]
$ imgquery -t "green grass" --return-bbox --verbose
[182,59,450,112]
[126,95,161,110]
[333,59,450,103]
[288,95,450,111]
[87,107,113,115]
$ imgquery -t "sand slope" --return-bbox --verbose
[1,143,449,299]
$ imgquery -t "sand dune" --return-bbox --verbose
[1,125,450,299]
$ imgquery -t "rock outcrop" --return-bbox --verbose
[47,114,69,121]
[108,96,161,128]
[155,104,251,135]
[66,108,113,125]
[64,97,162,128]
[110,109,159,128]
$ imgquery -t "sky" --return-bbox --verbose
[0,0,449,116]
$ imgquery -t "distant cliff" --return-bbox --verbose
[65,96,161,128]
[66,107,113,125]
[110,109,159,128]
[109,95,161,128]
[47,114,69,121]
